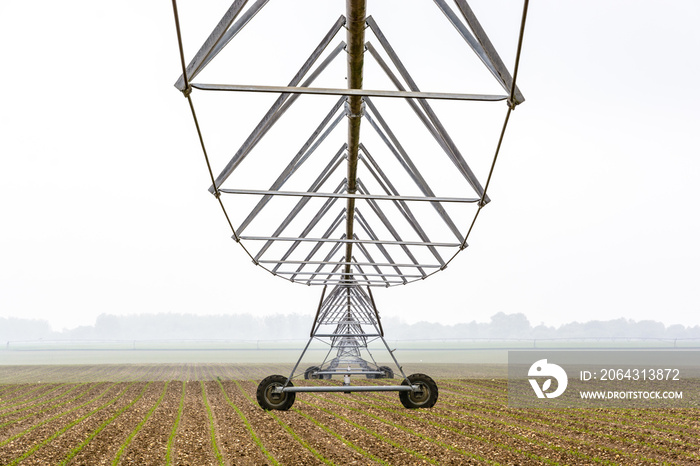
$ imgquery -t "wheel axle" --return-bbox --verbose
[256,373,438,410]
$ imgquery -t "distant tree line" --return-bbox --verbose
[2,312,700,344]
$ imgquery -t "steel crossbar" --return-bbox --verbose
[171,0,530,406]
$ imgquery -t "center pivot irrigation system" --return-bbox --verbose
[170,0,529,410]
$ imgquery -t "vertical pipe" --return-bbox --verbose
[344,0,366,278]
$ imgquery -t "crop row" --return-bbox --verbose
[1,366,698,465]
[0,363,294,384]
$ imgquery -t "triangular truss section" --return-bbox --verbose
[171,0,529,406]
[173,1,525,288]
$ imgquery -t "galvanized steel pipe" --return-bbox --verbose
[344,0,366,277]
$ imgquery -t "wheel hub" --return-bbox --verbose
[410,384,430,403]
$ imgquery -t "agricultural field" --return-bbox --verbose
[0,364,699,465]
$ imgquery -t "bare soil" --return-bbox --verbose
[0,364,698,465]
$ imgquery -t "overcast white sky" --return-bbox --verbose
[1,1,699,332]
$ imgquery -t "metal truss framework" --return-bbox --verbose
[171,0,529,408]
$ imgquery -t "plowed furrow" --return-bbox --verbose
[170,381,218,465]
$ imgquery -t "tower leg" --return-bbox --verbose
[256,283,438,410]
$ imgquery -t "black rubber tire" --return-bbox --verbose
[379,366,394,379]
[399,373,438,409]
[257,375,296,411]
[304,366,321,380]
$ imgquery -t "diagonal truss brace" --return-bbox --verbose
[433,0,525,105]
[207,16,347,193]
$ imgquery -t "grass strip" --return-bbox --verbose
[59,382,153,465]
[0,383,69,413]
[0,384,49,407]
[441,379,698,433]
[302,397,438,465]
[360,390,564,465]
[302,380,501,466]
[292,407,390,466]
[112,381,169,466]
[0,384,23,398]
[439,380,700,451]
[0,382,118,447]
[165,381,186,466]
[5,382,135,465]
[358,391,638,466]
[268,409,336,466]
[0,383,98,430]
[232,380,334,466]
[215,379,279,465]
[318,393,502,465]
[0,386,25,402]
[200,381,225,465]
[350,388,562,465]
[0,383,82,418]
[436,391,700,461]
[416,403,612,465]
